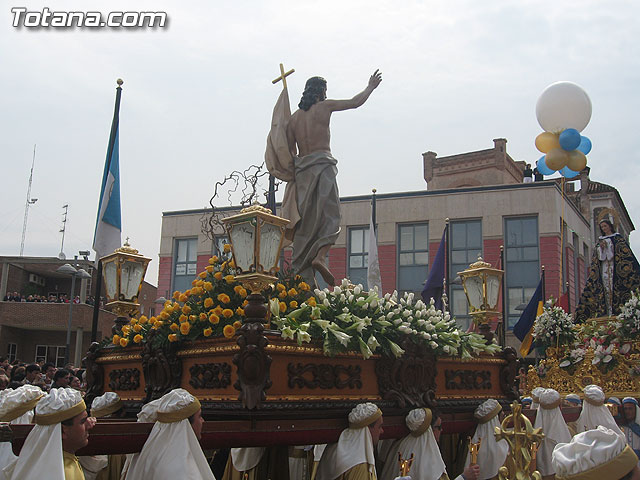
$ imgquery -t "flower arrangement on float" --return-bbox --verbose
[106,247,501,360]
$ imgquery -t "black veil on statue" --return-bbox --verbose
[575,231,640,323]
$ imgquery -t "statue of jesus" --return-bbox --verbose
[284,69,382,286]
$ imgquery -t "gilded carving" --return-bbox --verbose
[445,369,491,390]
[287,363,362,390]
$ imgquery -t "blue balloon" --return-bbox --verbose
[559,128,581,151]
[537,156,555,176]
[577,136,592,155]
[561,166,580,178]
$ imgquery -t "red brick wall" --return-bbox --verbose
[329,247,347,284]
[196,255,210,279]
[577,257,586,294]
[565,246,576,310]
[378,245,396,294]
[157,256,172,298]
[540,236,561,302]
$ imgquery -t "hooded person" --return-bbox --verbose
[119,397,162,480]
[534,388,572,479]
[125,388,214,480]
[3,387,92,480]
[576,385,623,437]
[464,399,509,480]
[0,385,44,472]
[531,387,544,410]
[220,444,290,480]
[78,392,126,480]
[380,408,479,480]
[316,402,384,480]
[521,397,533,409]
[564,394,582,436]
[622,398,640,459]
[552,426,640,480]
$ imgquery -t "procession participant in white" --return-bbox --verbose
[534,388,572,479]
[125,388,215,480]
[552,426,640,480]
[531,387,544,410]
[464,399,508,480]
[119,397,162,480]
[576,384,623,436]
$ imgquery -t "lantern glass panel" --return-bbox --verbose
[465,275,484,310]
[486,274,501,309]
[104,261,118,301]
[230,220,255,272]
[259,222,281,272]
[122,260,144,300]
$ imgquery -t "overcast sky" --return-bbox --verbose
[2,0,639,287]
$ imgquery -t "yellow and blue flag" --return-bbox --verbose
[513,279,544,356]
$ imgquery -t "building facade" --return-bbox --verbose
[157,139,634,353]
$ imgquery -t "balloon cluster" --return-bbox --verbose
[534,82,593,179]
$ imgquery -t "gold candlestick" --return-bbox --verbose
[398,452,414,476]
[469,437,482,465]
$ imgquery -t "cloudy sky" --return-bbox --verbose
[2,0,639,286]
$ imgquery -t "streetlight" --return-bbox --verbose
[458,255,504,343]
[56,262,91,366]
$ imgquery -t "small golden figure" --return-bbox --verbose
[398,452,414,476]
[469,437,482,465]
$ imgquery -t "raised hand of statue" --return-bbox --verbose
[369,69,382,89]
[462,464,480,480]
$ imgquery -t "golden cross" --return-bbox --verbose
[272,63,295,90]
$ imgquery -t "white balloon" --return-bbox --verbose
[535,81,592,133]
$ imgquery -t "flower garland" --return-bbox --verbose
[532,304,577,350]
[107,250,501,360]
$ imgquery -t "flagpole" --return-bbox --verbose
[500,245,506,347]
[444,218,450,305]
[91,79,123,343]
[541,265,546,300]
[371,188,377,231]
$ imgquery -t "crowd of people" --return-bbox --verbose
[2,381,640,479]
[0,358,85,393]
[2,292,100,305]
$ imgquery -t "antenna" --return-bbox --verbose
[20,145,38,256]
[59,204,69,260]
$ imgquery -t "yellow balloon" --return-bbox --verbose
[567,150,587,172]
[545,148,568,170]
[535,132,561,153]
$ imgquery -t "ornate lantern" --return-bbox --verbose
[100,241,151,333]
[458,256,503,342]
[222,204,289,293]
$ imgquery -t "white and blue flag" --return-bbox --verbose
[93,84,122,262]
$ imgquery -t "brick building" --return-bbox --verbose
[156,139,634,354]
[0,256,157,366]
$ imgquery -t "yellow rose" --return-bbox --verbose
[199,313,208,321]
[155,320,164,327]
[217,293,231,304]
[170,323,179,332]
[133,324,142,333]
[276,283,286,292]
[288,288,298,296]
[203,328,213,337]
[307,297,317,307]
[213,306,224,316]
[119,338,129,347]
[222,308,234,318]
[196,280,204,287]
[173,291,181,300]
[278,290,287,299]
[182,305,191,315]
[236,307,245,316]
[224,275,235,284]
[191,279,197,287]
[141,316,151,325]
[229,259,236,268]
[129,318,138,325]
[289,300,298,309]
[133,334,143,344]
[168,334,178,342]
[233,320,242,329]
[205,265,214,273]
[160,311,169,320]
[179,314,188,323]
[180,322,191,335]
[209,314,220,325]
[121,325,131,336]
[192,287,203,296]
[203,281,213,291]
[298,282,310,291]
[223,244,231,253]
[189,315,197,322]
[112,334,121,345]
[199,271,207,279]
[204,297,214,309]
[214,272,223,280]
[209,255,218,264]
[243,300,249,307]
[223,324,235,338]
[185,289,191,296]
[179,294,189,303]
[279,301,286,313]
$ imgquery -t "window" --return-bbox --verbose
[35,345,66,367]
[348,227,369,289]
[397,223,429,295]
[505,217,539,328]
[174,238,198,293]
[6,343,17,363]
[449,220,482,330]
[213,235,231,260]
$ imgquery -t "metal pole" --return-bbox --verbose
[90,261,103,342]
[500,245,506,347]
[65,273,76,366]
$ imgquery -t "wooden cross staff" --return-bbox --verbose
[272,63,295,90]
